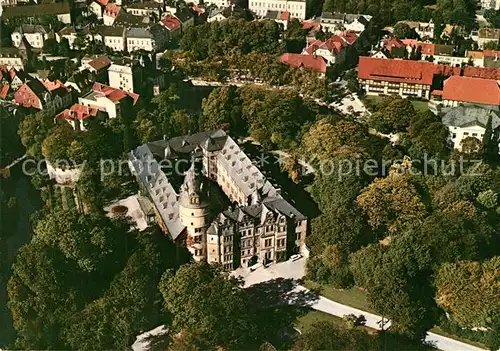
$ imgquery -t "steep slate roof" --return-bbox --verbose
[358,57,436,85]
[97,25,125,37]
[442,106,500,129]
[14,24,48,34]
[442,76,500,106]
[280,53,327,73]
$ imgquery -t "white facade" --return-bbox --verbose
[125,5,160,17]
[103,34,126,52]
[11,30,48,49]
[207,12,229,22]
[481,0,500,10]
[89,1,104,18]
[46,161,82,184]
[108,64,134,92]
[344,18,366,33]
[0,0,17,6]
[126,36,154,52]
[79,94,121,118]
[56,13,72,24]
[249,0,306,20]
[0,56,23,70]
[202,0,230,8]
[449,125,487,151]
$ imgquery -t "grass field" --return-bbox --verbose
[295,309,346,333]
[303,280,376,314]
[410,100,430,112]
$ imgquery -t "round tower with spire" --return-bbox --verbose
[179,161,210,261]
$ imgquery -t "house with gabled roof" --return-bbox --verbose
[89,0,110,18]
[442,106,500,151]
[103,3,122,26]
[14,78,72,114]
[78,82,139,119]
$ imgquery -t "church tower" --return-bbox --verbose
[179,161,210,261]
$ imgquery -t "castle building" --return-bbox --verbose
[128,130,308,270]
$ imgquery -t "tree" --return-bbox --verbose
[356,174,427,234]
[58,37,71,56]
[393,22,415,39]
[306,245,354,288]
[18,111,53,159]
[367,233,438,340]
[435,257,500,329]
[201,86,245,134]
[158,261,259,349]
[41,122,77,164]
[368,98,415,134]
[293,321,376,350]
[301,118,369,162]
[460,136,482,154]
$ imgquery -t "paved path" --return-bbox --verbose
[234,258,487,351]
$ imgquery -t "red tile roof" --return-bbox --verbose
[434,65,461,76]
[56,104,98,121]
[301,21,319,30]
[464,66,500,80]
[442,76,500,105]
[279,11,290,21]
[358,57,436,85]
[94,0,109,7]
[92,82,139,105]
[280,53,327,74]
[42,79,67,92]
[304,31,357,55]
[431,89,443,96]
[161,15,181,31]
[483,50,500,57]
[191,5,204,14]
[87,55,112,71]
[104,3,120,17]
[0,84,9,99]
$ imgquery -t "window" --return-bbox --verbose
[452,133,456,139]
[472,133,477,137]
[463,132,469,136]
[297,233,301,240]
[194,228,201,233]
[265,238,272,247]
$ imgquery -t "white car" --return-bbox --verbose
[289,254,302,261]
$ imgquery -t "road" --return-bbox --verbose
[233,258,487,351]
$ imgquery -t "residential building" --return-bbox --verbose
[465,50,486,67]
[0,48,24,69]
[56,25,93,50]
[172,6,195,32]
[160,15,182,38]
[396,20,434,39]
[249,0,306,20]
[280,53,327,75]
[78,82,139,119]
[302,31,358,65]
[125,1,160,17]
[207,6,233,23]
[64,70,94,94]
[103,3,122,26]
[201,0,230,8]
[55,104,103,131]
[463,66,500,80]
[0,0,17,7]
[126,24,168,52]
[108,64,135,92]
[358,57,439,98]
[115,11,152,27]
[81,55,112,75]
[481,0,500,10]
[430,76,500,109]
[442,106,500,151]
[477,28,500,49]
[11,24,52,49]
[2,2,71,24]
[264,10,290,30]
[1,66,27,91]
[14,79,72,114]
[96,26,126,52]
[128,130,308,269]
[319,12,372,33]
[89,0,109,18]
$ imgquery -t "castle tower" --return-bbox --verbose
[179,161,210,261]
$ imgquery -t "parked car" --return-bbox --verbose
[289,254,302,261]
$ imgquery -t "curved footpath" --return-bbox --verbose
[233,258,487,351]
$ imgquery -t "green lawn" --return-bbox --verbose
[303,280,376,314]
[295,309,346,333]
[410,100,429,112]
